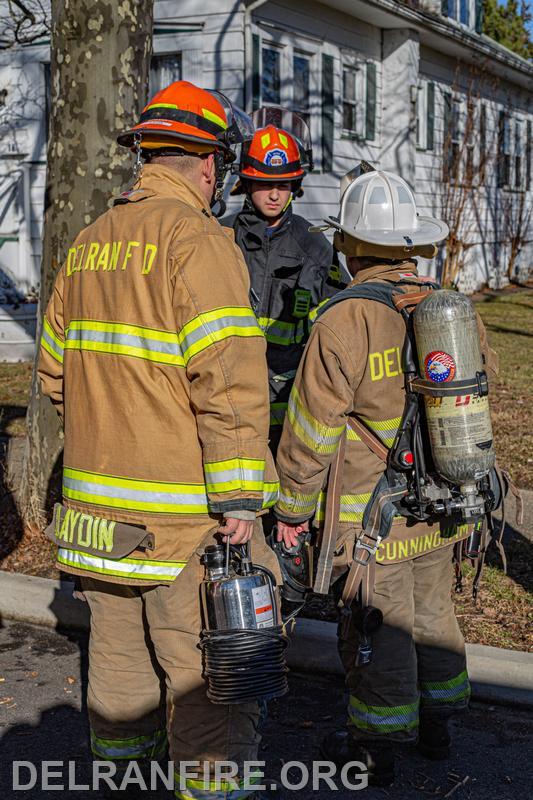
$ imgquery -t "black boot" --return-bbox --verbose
[320,730,395,787]
[417,714,451,760]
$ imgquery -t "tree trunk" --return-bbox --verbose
[16,0,153,526]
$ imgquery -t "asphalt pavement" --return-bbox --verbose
[0,620,532,800]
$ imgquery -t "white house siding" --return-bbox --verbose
[0,0,531,312]
[245,0,383,226]
[416,46,532,291]
[0,46,48,300]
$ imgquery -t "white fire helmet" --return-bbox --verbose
[325,169,449,253]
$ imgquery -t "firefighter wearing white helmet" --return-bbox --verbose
[274,165,498,786]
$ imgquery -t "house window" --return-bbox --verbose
[341,58,376,141]
[342,66,358,135]
[293,53,310,127]
[443,94,462,182]
[261,46,281,105]
[416,81,435,151]
[497,111,511,188]
[150,53,182,96]
[442,0,477,29]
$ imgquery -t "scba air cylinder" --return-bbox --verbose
[413,290,495,486]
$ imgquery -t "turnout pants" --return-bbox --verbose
[81,525,278,799]
[338,544,470,743]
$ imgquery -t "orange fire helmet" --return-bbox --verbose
[239,125,304,182]
[117,81,231,155]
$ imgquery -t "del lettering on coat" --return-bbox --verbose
[368,346,403,382]
[66,240,158,276]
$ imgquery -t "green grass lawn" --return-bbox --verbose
[475,289,533,490]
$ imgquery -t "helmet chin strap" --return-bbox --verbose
[133,133,143,181]
[211,151,229,218]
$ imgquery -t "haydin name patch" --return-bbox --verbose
[66,240,158,277]
[54,507,116,553]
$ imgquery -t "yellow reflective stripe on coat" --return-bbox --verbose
[63,467,209,515]
[315,491,372,523]
[287,385,345,455]
[174,771,263,800]
[64,320,184,366]
[41,318,64,364]
[277,486,319,516]
[262,480,279,508]
[204,457,265,493]
[57,549,186,582]
[179,306,263,364]
[257,316,305,346]
[346,425,361,442]
[308,298,330,324]
[91,728,167,760]
[365,416,402,448]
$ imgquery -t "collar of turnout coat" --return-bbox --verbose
[349,259,420,287]
[232,197,293,248]
[115,163,213,217]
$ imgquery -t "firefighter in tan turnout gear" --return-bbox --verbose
[275,167,498,785]
[38,80,280,799]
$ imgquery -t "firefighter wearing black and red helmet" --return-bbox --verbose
[223,110,345,455]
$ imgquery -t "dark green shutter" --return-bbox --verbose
[321,54,334,172]
[442,92,452,181]
[426,82,435,151]
[526,120,531,190]
[475,0,484,34]
[365,61,377,141]
[441,0,450,16]
[252,34,260,111]
[497,111,505,187]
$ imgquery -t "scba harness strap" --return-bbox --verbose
[313,278,436,606]
[313,278,513,626]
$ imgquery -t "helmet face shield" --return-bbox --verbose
[210,92,255,164]
[251,106,313,171]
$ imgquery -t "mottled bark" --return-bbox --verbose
[17,0,153,524]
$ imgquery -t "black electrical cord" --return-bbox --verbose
[200,626,289,704]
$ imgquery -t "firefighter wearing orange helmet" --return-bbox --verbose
[224,108,345,456]
[39,81,280,800]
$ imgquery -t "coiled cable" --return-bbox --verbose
[200,626,289,704]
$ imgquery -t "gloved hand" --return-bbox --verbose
[276,519,309,549]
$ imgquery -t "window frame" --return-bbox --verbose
[416,80,435,152]
[252,25,322,168]
[149,52,182,97]
[339,51,377,144]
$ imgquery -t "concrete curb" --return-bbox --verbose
[285,618,533,709]
[1,569,532,708]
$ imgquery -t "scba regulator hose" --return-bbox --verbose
[200,626,289,704]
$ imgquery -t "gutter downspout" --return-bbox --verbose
[244,0,269,113]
